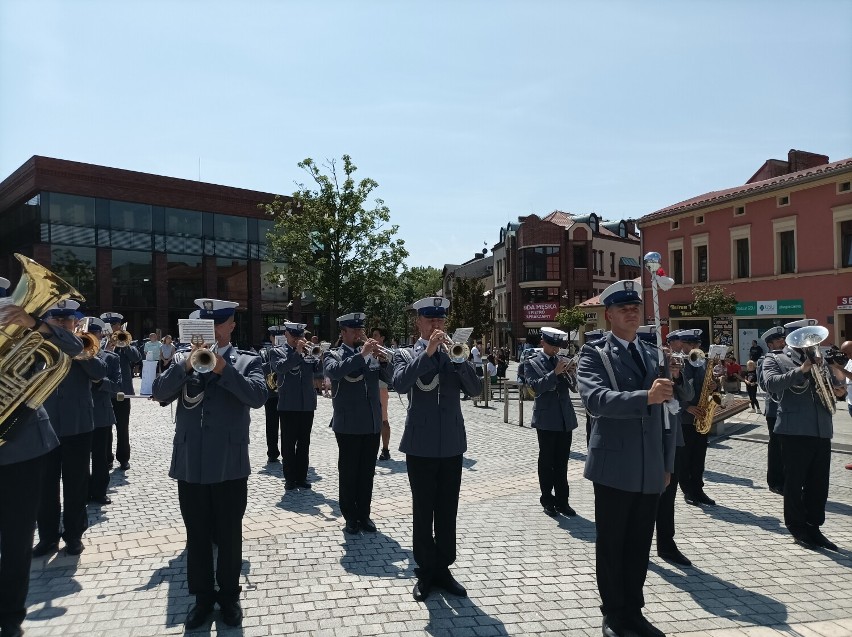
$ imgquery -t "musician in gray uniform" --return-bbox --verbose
[578,281,676,637]
[101,311,142,471]
[323,312,392,534]
[677,329,717,507]
[0,289,83,637]
[582,328,605,444]
[654,329,694,567]
[86,317,123,506]
[524,326,579,517]
[270,321,321,491]
[152,299,267,629]
[260,325,283,464]
[757,326,787,494]
[34,302,107,558]
[393,296,482,602]
[761,318,838,551]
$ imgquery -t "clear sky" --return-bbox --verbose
[2,0,851,269]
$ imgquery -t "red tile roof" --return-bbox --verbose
[639,157,852,224]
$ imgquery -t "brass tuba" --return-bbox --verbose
[0,254,84,445]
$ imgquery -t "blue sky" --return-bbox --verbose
[2,0,851,268]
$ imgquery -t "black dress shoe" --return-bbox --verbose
[344,520,359,534]
[360,518,377,533]
[32,541,59,557]
[626,612,665,637]
[65,538,85,555]
[184,603,214,630]
[412,580,430,602]
[792,532,820,550]
[657,546,692,567]
[542,502,557,516]
[683,493,700,507]
[556,503,576,517]
[602,615,626,637]
[0,624,24,637]
[695,491,716,506]
[768,486,784,495]
[378,448,390,461]
[810,528,838,551]
[267,457,280,464]
[284,481,297,491]
[298,481,312,489]
[220,600,243,626]
[119,462,130,471]
[435,572,467,597]
[90,495,112,505]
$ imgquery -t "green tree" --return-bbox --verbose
[692,284,737,319]
[554,305,586,333]
[446,277,493,342]
[261,155,409,329]
[365,266,443,343]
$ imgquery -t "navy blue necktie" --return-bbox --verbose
[628,342,647,377]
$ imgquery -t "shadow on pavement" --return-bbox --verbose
[462,457,478,472]
[555,513,597,544]
[375,457,408,475]
[135,549,191,628]
[276,488,341,521]
[25,561,82,621]
[339,529,412,579]
[423,594,509,636]
[702,469,759,489]
[648,561,788,625]
[696,503,786,536]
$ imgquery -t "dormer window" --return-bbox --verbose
[589,213,598,233]
[619,221,627,238]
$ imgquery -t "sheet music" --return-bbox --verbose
[708,344,728,359]
[450,327,473,344]
[274,335,286,346]
[178,319,216,345]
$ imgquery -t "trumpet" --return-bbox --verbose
[442,334,470,364]
[301,342,323,359]
[189,344,218,374]
[110,327,133,348]
[671,348,706,368]
[74,330,101,360]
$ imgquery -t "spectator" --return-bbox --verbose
[159,335,175,373]
[713,359,726,393]
[495,351,508,379]
[743,360,761,413]
[144,333,161,363]
[470,341,483,377]
[486,354,497,384]
[748,339,764,362]
[724,353,743,393]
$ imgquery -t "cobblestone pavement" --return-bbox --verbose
[22,378,852,636]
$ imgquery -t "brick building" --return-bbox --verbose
[638,149,852,359]
[0,156,317,347]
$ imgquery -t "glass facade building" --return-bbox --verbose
[0,156,316,348]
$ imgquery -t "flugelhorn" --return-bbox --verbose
[786,325,836,414]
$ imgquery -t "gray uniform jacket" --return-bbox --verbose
[270,344,321,412]
[323,345,392,434]
[113,344,142,395]
[524,351,579,432]
[393,339,482,458]
[761,347,833,439]
[0,324,83,465]
[258,345,276,400]
[577,334,676,494]
[757,353,779,419]
[43,354,107,438]
[92,350,122,428]
[152,344,267,484]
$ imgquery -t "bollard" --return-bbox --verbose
[483,370,489,408]
[503,379,509,423]
[518,385,524,426]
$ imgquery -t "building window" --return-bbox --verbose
[695,215,705,225]
[168,254,204,309]
[51,245,96,301]
[519,246,559,281]
[610,252,616,276]
[521,287,559,303]
[839,181,851,194]
[696,245,708,282]
[734,205,745,216]
[735,238,749,278]
[214,214,248,242]
[112,250,154,307]
[217,258,248,307]
[110,200,152,232]
[573,245,587,269]
[48,193,95,226]
[166,207,203,236]
[777,195,790,207]
[672,249,683,284]
[619,221,627,238]
[841,220,852,268]
[779,231,796,273]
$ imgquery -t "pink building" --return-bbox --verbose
[638,149,852,360]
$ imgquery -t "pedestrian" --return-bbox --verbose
[393,296,482,602]
[749,339,764,363]
[324,313,392,534]
[577,280,675,637]
[159,335,175,373]
[0,286,84,637]
[144,332,162,362]
[743,360,760,413]
[152,298,267,629]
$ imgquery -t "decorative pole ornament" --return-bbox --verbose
[643,251,677,427]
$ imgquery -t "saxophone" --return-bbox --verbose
[0,254,84,445]
[693,353,723,435]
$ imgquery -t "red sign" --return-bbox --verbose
[839,296,852,310]
[523,302,559,322]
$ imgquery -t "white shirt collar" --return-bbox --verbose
[611,333,641,350]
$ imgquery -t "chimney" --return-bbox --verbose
[787,149,829,173]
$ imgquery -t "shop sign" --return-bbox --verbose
[712,316,733,346]
[523,301,559,321]
[584,312,597,323]
[839,296,852,310]
[669,303,699,318]
[735,301,756,315]
[777,299,804,314]
[645,317,669,326]
[756,300,777,315]
[526,327,541,336]
[736,299,804,316]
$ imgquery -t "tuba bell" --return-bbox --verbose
[0,254,84,445]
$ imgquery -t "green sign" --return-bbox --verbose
[735,299,803,316]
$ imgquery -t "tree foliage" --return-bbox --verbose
[363,266,443,345]
[446,277,493,342]
[261,155,409,329]
[555,305,586,333]
[692,284,737,318]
